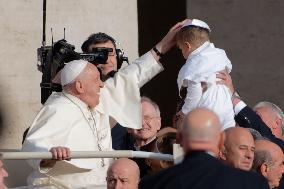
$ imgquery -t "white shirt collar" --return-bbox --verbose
[206,151,217,157]
[134,136,157,150]
[188,41,212,58]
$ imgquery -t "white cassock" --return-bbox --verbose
[22,51,163,189]
[177,41,235,130]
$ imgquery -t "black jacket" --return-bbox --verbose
[235,105,284,189]
[111,123,135,150]
[235,105,284,151]
[140,151,269,189]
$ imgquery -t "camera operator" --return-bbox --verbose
[81,32,120,81]
[81,32,136,150]
[22,20,187,188]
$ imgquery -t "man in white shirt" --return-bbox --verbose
[22,20,187,188]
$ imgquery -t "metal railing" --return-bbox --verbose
[0,150,173,161]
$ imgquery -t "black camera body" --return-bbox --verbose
[37,39,113,104]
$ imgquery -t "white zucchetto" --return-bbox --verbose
[61,59,88,86]
[182,19,211,32]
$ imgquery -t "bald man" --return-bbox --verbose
[106,158,140,189]
[220,127,255,171]
[252,140,284,189]
[140,108,269,189]
[217,71,284,150]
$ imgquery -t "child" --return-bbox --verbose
[176,19,235,130]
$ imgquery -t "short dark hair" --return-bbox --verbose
[81,32,116,53]
[252,150,274,172]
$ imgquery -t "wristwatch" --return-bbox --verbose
[152,46,164,58]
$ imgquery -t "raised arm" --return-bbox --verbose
[217,71,284,151]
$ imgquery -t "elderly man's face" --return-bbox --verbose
[266,152,284,188]
[106,166,139,189]
[132,101,161,141]
[255,107,283,139]
[0,160,8,189]
[89,40,118,77]
[81,64,104,108]
[221,133,255,171]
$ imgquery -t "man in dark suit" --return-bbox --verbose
[234,100,284,151]
[216,71,284,189]
[219,127,255,171]
[252,139,284,189]
[139,108,269,189]
[216,71,284,151]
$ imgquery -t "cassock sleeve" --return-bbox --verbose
[96,51,164,129]
[235,105,284,151]
[22,104,73,172]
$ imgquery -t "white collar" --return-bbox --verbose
[206,151,217,157]
[62,91,89,109]
[134,136,157,150]
[188,41,212,59]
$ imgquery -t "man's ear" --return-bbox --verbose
[75,80,84,94]
[219,147,227,160]
[218,132,226,158]
[145,159,151,167]
[160,160,172,169]
[275,117,282,128]
[156,117,162,131]
[260,163,269,177]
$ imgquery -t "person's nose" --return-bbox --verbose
[245,149,253,159]
[114,181,122,189]
[142,118,150,128]
[142,118,147,125]
[106,57,113,65]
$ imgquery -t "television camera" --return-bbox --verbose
[37,0,128,104]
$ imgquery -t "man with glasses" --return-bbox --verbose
[128,96,162,177]
[129,97,161,150]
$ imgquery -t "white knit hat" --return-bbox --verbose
[61,59,88,86]
[182,19,211,32]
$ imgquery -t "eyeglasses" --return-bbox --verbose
[143,115,159,123]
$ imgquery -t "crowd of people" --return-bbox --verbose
[0,18,283,189]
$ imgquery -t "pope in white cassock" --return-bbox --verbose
[22,20,187,188]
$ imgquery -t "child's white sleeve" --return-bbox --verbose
[181,80,202,114]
